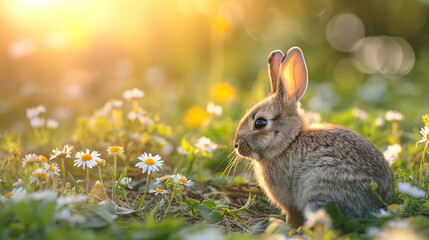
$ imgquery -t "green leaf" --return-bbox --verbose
[202,200,216,209]
[118,167,128,181]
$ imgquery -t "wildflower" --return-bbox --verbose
[304,208,331,228]
[375,117,385,127]
[195,136,218,154]
[26,104,46,119]
[388,204,400,213]
[416,126,429,145]
[397,182,426,197]
[22,153,39,167]
[46,118,59,129]
[207,102,223,116]
[118,177,133,189]
[385,110,404,121]
[12,178,23,187]
[138,115,154,126]
[56,194,87,209]
[211,82,236,103]
[149,188,169,196]
[383,144,402,166]
[30,190,58,201]
[372,209,392,218]
[177,146,189,156]
[173,174,193,187]
[185,107,209,128]
[155,175,171,184]
[0,187,27,203]
[135,153,163,174]
[54,208,86,225]
[123,88,144,100]
[74,149,100,169]
[104,98,123,109]
[44,163,60,178]
[50,145,73,160]
[352,108,368,121]
[95,158,106,167]
[107,146,124,156]
[31,168,48,185]
[127,108,146,121]
[39,155,49,163]
[30,117,45,128]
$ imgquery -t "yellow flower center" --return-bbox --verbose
[40,155,48,163]
[81,154,92,161]
[48,166,55,172]
[204,143,210,147]
[426,132,429,139]
[185,107,208,128]
[4,192,13,198]
[144,158,155,165]
[109,146,121,152]
[107,98,117,103]
[179,178,187,184]
[156,189,164,193]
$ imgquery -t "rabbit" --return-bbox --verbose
[233,47,394,228]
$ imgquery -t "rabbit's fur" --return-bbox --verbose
[233,47,394,228]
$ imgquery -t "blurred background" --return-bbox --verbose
[1,0,429,133]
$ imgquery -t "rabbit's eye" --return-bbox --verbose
[254,118,267,130]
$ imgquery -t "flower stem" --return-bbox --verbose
[134,174,150,210]
[153,196,161,220]
[164,188,176,218]
[61,158,66,182]
[419,141,429,183]
[392,121,398,143]
[112,155,117,201]
[86,167,90,191]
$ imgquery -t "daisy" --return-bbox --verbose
[352,108,368,121]
[416,126,429,145]
[372,209,392,218]
[385,110,404,121]
[22,153,39,167]
[46,119,59,129]
[176,146,189,156]
[173,174,193,187]
[12,178,23,187]
[207,102,223,116]
[50,145,73,160]
[118,177,133,189]
[195,136,218,154]
[155,175,171,184]
[26,104,46,119]
[95,158,106,167]
[44,163,61,178]
[0,187,27,203]
[123,88,144,100]
[127,108,146,121]
[135,152,163,174]
[304,208,331,228]
[397,182,426,198]
[74,149,100,169]
[138,115,154,126]
[30,117,45,128]
[149,188,169,196]
[375,117,385,127]
[104,98,123,110]
[39,155,49,163]
[383,144,402,166]
[107,146,124,156]
[30,168,48,185]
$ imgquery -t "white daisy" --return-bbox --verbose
[397,182,426,198]
[39,155,49,163]
[30,168,48,185]
[383,144,402,166]
[22,153,39,167]
[207,102,223,116]
[107,146,124,156]
[26,104,46,119]
[149,188,169,196]
[104,98,123,110]
[12,178,23,187]
[173,174,193,187]
[50,145,73,160]
[46,119,59,129]
[56,194,87,209]
[385,110,404,121]
[138,116,154,126]
[372,209,392,218]
[74,149,100,169]
[44,163,61,178]
[155,175,171,184]
[135,153,163,174]
[0,187,27,203]
[127,108,146,121]
[118,177,133,189]
[123,88,144,100]
[30,190,58,201]
[352,108,368,121]
[304,208,331,228]
[176,146,189,156]
[195,136,218,154]
[95,158,106,167]
[416,126,429,145]
[30,117,45,128]
[375,117,385,127]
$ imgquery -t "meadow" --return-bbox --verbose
[1,0,429,239]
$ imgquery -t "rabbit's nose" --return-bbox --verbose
[233,137,239,148]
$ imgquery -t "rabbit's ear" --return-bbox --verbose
[267,50,284,94]
[278,47,308,101]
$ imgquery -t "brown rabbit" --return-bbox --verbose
[233,47,394,228]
